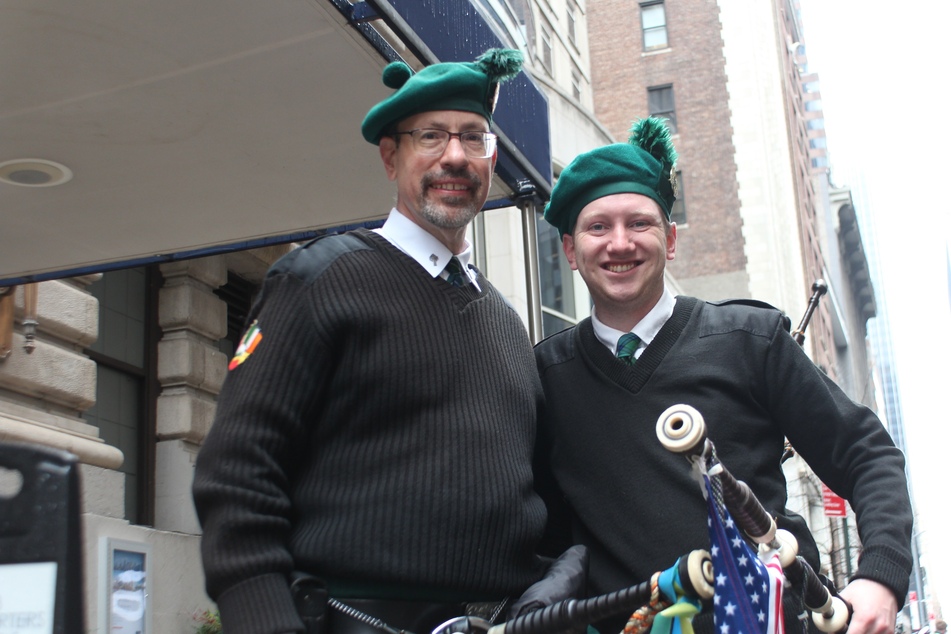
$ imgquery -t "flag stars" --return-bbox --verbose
[705,476,784,634]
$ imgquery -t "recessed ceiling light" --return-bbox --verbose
[0,159,73,187]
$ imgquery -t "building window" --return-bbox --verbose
[84,266,159,525]
[571,68,582,102]
[641,1,668,50]
[670,170,686,225]
[567,2,578,47]
[540,22,553,75]
[648,84,677,134]
[536,211,577,337]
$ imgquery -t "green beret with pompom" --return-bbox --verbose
[361,48,523,145]
[543,117,679,237]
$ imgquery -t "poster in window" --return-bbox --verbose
[100,538,152,634]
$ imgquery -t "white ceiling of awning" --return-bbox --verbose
[0,0,420,283]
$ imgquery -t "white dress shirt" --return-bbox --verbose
[373,208,481,290]
[592,287,676,358]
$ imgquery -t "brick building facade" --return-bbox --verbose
[587,0,748,296]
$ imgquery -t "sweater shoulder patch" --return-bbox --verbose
[228,319,263,370]
[700,298,791,338]
[267,232,372,284]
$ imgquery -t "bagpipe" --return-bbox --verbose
[328,548,716,634]
[656,403,852,634]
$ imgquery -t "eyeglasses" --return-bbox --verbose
[393,128,498,159]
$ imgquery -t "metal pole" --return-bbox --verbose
[519,197,543,344]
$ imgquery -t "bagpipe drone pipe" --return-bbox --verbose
[656,404,852,634]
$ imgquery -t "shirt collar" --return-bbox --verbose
[592,287,677,356]
[373,208,473,279]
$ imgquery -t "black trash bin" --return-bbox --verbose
[0,441,84,633]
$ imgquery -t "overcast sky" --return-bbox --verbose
[797,0,951,620]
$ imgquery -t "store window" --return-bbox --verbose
[536,212,579,337]
[84,267,159,525]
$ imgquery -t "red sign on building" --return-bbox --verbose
[822,483,847,517]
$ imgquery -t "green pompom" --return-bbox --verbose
[382,62,413,89]
[629,118,678,168]
[475,48,523,82]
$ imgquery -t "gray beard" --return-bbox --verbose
[416,170,483,229]
[417,197,480,229]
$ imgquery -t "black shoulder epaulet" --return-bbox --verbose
[709,298,792,332]
[267,232,371,285]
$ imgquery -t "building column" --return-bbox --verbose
[154,259,228,534]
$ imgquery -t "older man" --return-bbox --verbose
[193,49,548,634]
[534,118,913,634]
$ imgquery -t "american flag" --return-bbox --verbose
[704,474,785,634]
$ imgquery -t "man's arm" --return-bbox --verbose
[765,321,913,610]
[193,273,328,634]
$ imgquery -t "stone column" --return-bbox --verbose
[154,259,228,534]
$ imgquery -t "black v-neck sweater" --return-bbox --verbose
[194,230,547,633]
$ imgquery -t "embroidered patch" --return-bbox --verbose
[229,320,262,370]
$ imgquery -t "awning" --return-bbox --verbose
[0,0,551,285]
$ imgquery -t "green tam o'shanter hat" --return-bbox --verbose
[544,118,679,237]
[361,48,523,145]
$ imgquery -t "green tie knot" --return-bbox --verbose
[616,333,640,364]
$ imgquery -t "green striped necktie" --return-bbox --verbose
[615,332,641,364]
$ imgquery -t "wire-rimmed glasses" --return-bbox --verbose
[393,128,498,159]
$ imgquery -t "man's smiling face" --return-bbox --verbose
[380,110,496,250]
[563,192,677,331]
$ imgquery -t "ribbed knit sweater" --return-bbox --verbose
[535,296,913,634]
[193,229,547,634]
